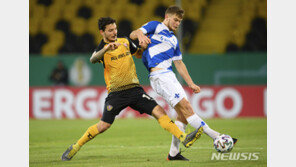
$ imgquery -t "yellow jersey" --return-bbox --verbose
[94,37,140,93]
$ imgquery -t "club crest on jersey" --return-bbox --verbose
[124,43,128,49]
[107,105,113,111]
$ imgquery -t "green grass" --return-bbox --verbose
[29,118,267,167]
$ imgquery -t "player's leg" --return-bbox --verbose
[168,113,188,160]
[150,105,201,148]
[150,105,184,140]
[150,71,219,140]
[129,87,200,147]
[167,99,218,161]
[76,120,111,147]
[129,89,184,140]
[149,71,203,160]
[174,96,238,151]
[174,98,220,140]
[62,91,126,161]
[150,71,203,136]
[61,120,111,161]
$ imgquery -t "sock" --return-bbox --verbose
[186,114,220,140]
[203,123,220,140]
[77,124,99,147]
[169,121,186,157]
[157,115,185,140]
[186,114,202,129]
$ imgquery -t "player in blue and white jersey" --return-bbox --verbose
[130,5,237,161]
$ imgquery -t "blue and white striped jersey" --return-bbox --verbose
[140,21,182,72]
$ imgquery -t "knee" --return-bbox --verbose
[152,105,166,119]
[99,124,110,133]
[97,121,111,133]
[176,99,194,116]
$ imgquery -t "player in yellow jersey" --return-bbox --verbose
[61,17,203,161]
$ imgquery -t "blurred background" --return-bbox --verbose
[29,0,267,119]
[29,0,266,55]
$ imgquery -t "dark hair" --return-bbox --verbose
[165,5,184,18]
[98,17,116,31]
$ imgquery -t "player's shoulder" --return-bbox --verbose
[149,20,161,24]
[95,39,107,51]
[144,20,161,26]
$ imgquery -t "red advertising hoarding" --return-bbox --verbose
[29,86,266,119]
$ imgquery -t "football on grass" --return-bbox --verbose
[213,134,234,153]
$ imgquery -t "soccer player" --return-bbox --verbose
[61,17,203,161]
[130,6,237,161]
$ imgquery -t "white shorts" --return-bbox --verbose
[149,69,187,107]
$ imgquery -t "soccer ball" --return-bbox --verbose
[213,134,234,153]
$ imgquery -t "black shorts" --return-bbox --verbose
[101,86,158,124]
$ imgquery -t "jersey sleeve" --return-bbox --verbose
[94,40,105,52]
[93,40,106,63]
[139,21,159,35]
[126,37,138,54]
[172,42,182,61]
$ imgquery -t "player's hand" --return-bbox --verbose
[138,35,151,48]
[104,42,120,51]
[140,42,148,49]
[189,83,201,93]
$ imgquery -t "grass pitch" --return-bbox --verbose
[30,118,267,167]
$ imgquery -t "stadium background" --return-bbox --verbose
[29,0,267,119]
[29,0,267,166]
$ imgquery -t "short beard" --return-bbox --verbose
[106,36,116,42]
[108,39,116,42]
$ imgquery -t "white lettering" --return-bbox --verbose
[248,153,253,160]
[240,153,248,160]
[54,89,75,119]
[216,88,242,118]
[191,88,214,118]
[211,153,221,160]
[76,89,98,119]
[221,153,229,160]
[211,152,260,161]
[229,152,240,160]
[33,90,52,119]
[252,153,259,160]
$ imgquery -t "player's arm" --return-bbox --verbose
[90,49,106,64]
[130,29,151,47]
[174,60,200,93]
[90,42,120,64]
[173,42,200,93]
[130,21,159,48]
[127,37,144,59]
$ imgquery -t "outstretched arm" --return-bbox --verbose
[174,60,201,93]
[90,48,107,64]
[130,29,151,48]
[90,43,120,64]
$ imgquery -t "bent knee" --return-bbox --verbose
[151,105,166,119]
[97,121,111,133]
[175,98,194,117]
